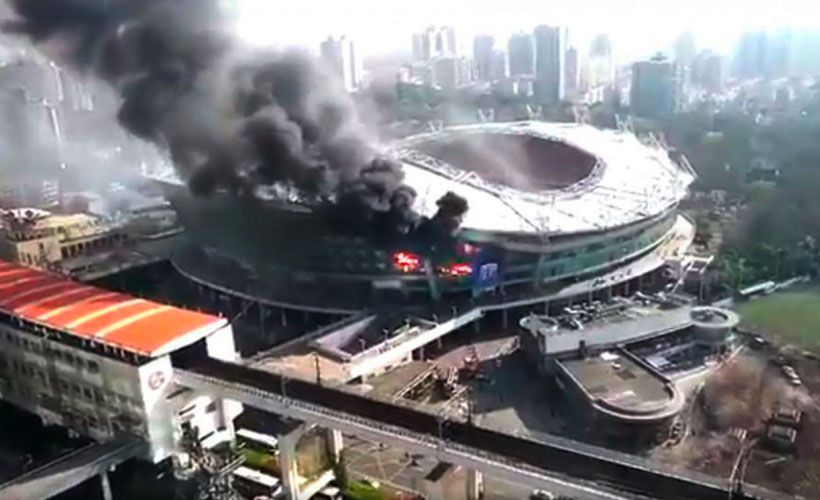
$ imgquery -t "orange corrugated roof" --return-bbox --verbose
[0,259,225,357]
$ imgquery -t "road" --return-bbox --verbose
[343,436,545,499]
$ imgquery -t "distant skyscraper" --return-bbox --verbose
[673,31,697,67]
[767,30,791,78]
[437,26,457,56]
[473,35,495,81]
[735,31,769,78]
[588,34,614,88]
[630,54,681,118]
[432,56,459,91]
[508,32,535,77]
[412,27,436,61]
[533,25,566,102]
[491,50,508,81]
[564,46,580,97]
[692,51,725,93]
[589,34,612,59]
[320,36,363,92]
[457,56,473,86]
[413,26,455,61]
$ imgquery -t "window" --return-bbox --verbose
[87,360,100,373]
[83,387,94,400]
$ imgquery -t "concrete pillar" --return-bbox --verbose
[279,427,302,500]
[100,471,113,500]
[417,345,425,361]
[327,429,344,463]
[217,397,236,437]
[259,303,265,335]
[281,308,288,327]
[465,468,483,500]
[501,308,509,329]
[543,300,550,315]
[473,316,481,334]
[303,311,311,324]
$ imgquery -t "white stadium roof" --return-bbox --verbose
[395,121,695,236]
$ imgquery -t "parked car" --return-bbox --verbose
[781,365,803,385]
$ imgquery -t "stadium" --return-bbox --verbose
[159,121,697,314]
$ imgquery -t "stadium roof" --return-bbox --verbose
[396,121,695,235]
[0,260,226,358]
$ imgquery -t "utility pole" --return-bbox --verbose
[314,353,322,386]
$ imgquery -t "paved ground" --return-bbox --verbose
[343,436,535,500]
[467,350,583,440]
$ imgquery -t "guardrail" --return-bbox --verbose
[174,359,784,500]
[174,368,630,500]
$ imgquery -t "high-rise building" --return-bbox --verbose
[692,51,725,93]
[320,36,363,92]
[533,25,566,102]
[630,54,681,118]
[673,31,697,67]
[412,27,437,61]
[767,30,791,78]
[437,26,457,56]
[588,34,614,88]
[473,35,495,81]
[413,26,456,61]
[508,32,535,77]
[735,31,769,78]
[432,56,460,91]
[590,34,612,59]
[457,56,473,86]
[564,46,580,97]
[491,50,508,81]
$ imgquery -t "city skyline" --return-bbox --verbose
[235,0,820,61]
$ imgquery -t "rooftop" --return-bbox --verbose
[0,260,225,358]
[519,293,699,354]
[559,350,684,421]
[396,121,695,235]
[1,208,114,240]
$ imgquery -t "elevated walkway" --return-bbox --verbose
[0,437,145,500]
[175,358,788,500]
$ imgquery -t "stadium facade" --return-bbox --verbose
[159,121,696,313]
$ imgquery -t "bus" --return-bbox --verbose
[232,465,285,499]
[236,428,280,452]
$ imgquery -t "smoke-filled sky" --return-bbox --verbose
[235,0,820,60]
[2,0,470,243]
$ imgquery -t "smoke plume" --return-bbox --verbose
[3,0,466,242]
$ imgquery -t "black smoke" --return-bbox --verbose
[3,0,466,243]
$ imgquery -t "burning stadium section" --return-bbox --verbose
[4,2,694,312]
[160,121,696,312]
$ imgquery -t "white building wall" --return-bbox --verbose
[0,322,243,463]
[0,323,147,442]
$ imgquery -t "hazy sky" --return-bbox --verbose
[235,0,820,60]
